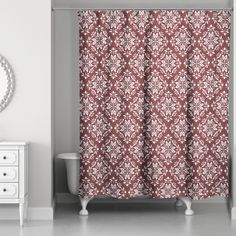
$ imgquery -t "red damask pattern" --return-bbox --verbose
[78,10,230,199]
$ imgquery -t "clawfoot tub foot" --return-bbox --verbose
[179,197,194,216]
[175,198,183,207]
[79,197,92,216]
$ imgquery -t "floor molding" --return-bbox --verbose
[0,205,54,220]
[231,206,236,220]
[28,207,54,220]
[56,193,80,204]
[56,193,227,204]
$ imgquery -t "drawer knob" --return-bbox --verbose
[3,173,7,176]
[3,156,7,160]
[3,188,6,192]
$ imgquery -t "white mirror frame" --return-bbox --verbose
[0,55,15,112]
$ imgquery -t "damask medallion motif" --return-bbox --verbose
[79,10,230,200]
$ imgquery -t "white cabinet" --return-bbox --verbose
[0,142,28,226]
[0,167,18,182]
[0,150,18,165]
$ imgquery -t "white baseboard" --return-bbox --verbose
[56,193,227,204]
[0,205,19,220]
[28,207,54,220]
[231,206,236,220]
[0,205,54,220]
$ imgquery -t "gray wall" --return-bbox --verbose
[53,0,234,205]
[54,9,80,193]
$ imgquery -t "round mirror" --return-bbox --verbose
[0,55,15,112]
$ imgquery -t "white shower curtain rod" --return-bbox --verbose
[52,7,233,11]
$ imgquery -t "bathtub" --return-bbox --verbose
[57,153,194,216]
[57,153,91,215]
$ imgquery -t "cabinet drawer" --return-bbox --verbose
[0,167,18,182]
[0,151,18,165]
[0,183,18,198]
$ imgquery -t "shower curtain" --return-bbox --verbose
[78,10,231,200]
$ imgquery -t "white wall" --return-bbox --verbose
[0,0,53,219]
[53,0,235,212]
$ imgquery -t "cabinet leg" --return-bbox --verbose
[19,203,24,226]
